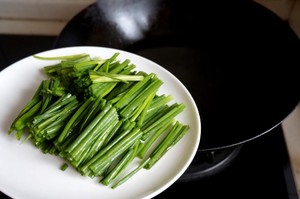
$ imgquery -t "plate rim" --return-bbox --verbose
[0,46,201,199]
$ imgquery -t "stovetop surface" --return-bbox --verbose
[0,34,298,199]
[156,125,298,198]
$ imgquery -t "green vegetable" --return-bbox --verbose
[144,121,190,169]
[7,51,190,188]
[60,163,69,171]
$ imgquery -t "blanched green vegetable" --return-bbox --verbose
[8,51,190,188]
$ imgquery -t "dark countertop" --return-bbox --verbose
[0,34,56,70]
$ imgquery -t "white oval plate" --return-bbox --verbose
[0,46,201,199]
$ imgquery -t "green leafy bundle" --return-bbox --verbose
[8,52,190,188]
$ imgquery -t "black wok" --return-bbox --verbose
[54,0,300,151]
